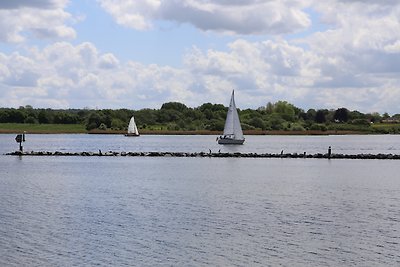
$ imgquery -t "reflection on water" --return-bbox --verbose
[1,134,400,266]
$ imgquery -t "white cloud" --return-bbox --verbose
[1,35,400,113]
[98,53,120,69]
[282,0,400,110]
[0,0,75,43]
[0,42,197,109]
[384,41,400,54]
[0,52,40,87]
[2,0,400,113]
[98,0,161,30]
[184,39,318,97]
[98,0,311,35]
[307,1,400,54]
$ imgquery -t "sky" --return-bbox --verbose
[1,0,400,113]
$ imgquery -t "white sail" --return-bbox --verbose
[222,90,244,140]
[127,116,139,135]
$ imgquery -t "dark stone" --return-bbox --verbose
[5,150,400,160]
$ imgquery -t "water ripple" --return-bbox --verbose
[1,135,400,266]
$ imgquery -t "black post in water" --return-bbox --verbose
[15,133,25,152]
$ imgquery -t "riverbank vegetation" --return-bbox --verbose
[1,102,400,134]
[0,123,86,134]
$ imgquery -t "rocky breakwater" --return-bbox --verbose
[5,151,400,160]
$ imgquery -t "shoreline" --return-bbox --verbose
[89,129,365,135]
[0,129,370,135]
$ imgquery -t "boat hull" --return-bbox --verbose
[218,138,245,145]
[124,134,140,137]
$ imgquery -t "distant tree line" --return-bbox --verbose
[1,102,400,133]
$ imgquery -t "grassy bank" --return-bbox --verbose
[370,123,400,134]
[1,123,400,135]
[0,123,86,134]
[88,128,360,135]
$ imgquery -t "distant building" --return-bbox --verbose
[382,118,400,124]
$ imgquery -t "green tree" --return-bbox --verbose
[135,109,157,125]
[266,113,285,130]
[111,118,125,130]
[382,112,390,120]
[205,119,224,131]
[334,108,349,122]
[156,109,182,123]
[53,112,79,124]
[306,109,316,121]
[24,116,38,124]
[249,117,265,129]
[8,109,26,123]
[265,102,274,114]
[38,110,51,123]
[183,109,204,121]
[86,112,104,130]
[274,101,296,122]
[161,102,188,112]
[315,110,327,123]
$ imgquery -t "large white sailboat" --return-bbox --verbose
[125,116,140,137]
[217,90,245,145]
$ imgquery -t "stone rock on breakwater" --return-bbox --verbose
[5,151,400,160]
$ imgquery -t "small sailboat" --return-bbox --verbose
[125,116,140,137]
[217,90,245,145]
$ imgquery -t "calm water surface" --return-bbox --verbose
[1,134,400,266]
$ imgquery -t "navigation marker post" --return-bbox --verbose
[15,132,26,152]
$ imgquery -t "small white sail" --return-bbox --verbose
[218,90,245,144]
[127,116,139,136]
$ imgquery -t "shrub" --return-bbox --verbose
[98,123,107,130]
[24,116,38,124]
[241,123,255,130]
[111,118,125,130]
[86,122,98,131]
[351,119,370,125]
[289,123,305,131]
[310,124,327,131]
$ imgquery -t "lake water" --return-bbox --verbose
[1,134,400,266]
